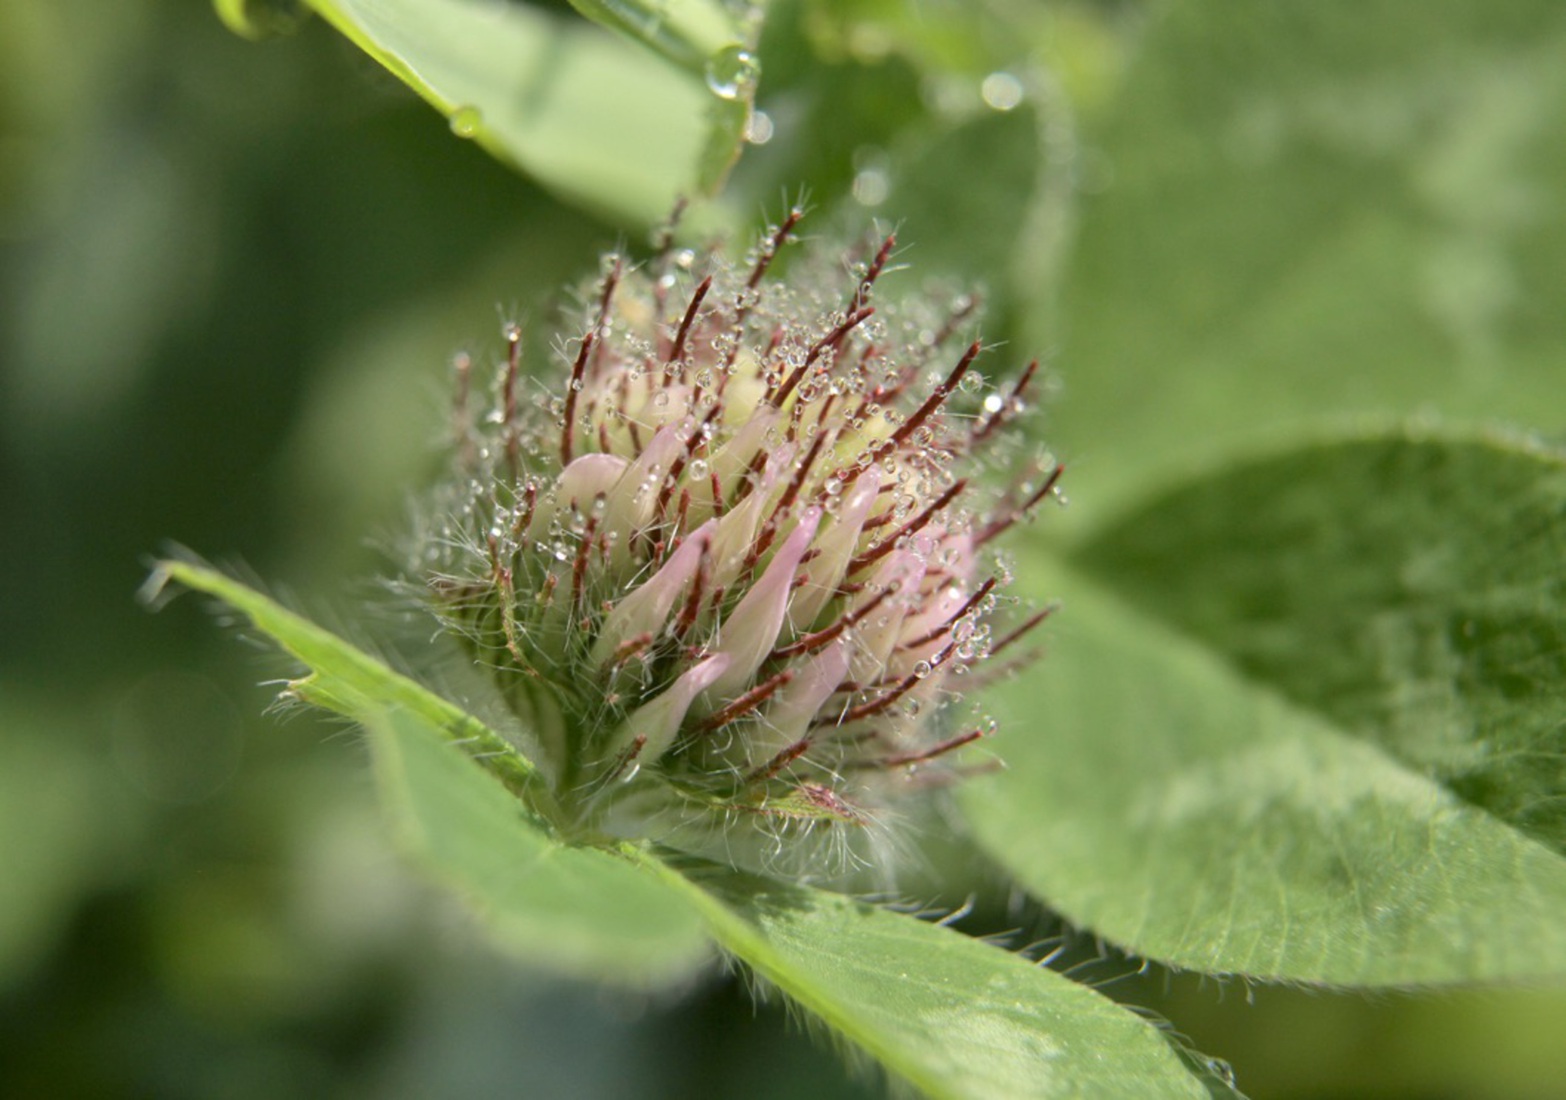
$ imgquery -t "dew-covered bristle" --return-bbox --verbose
[422,210,1064,873]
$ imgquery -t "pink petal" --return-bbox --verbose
[788,465,881,628]
[752,637,852,756]
[524,453,628,542]
[589,519,717,667]
[700,506,822,705]
[604,653,731,763]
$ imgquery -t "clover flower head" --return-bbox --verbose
[425,210,1062,874]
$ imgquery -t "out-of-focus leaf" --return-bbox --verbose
[1051,1,1566,504]
[753,5,1070,334]
[0,708,133,987]
[366,709,710,987]
[565,0,738,74]
[644,860,1214,1099]
[299,0,748,224]
[214,0,309,39]
[884,102,1056,332]
[965,430,1566,985]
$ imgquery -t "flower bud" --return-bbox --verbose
[424,211,1061,874]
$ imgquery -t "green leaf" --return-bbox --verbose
[882,103,1054,331]
[366,708,710,987]
[147,558,542,799]
[148,560,711,986]
[1051,2,1566,504]
[298,0,747,224]
[1086,431,1566,857]
[564,0,739,75]
[639,859,1213,1099]
[965,430,1566,985]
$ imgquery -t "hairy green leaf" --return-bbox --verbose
[148,559,542,798]
[299,0,744,223]
[367,709,710,986]
[1051,1,1566,504]
[642,859,1214,1099]
[966,430,1566,985]
[1086,431,1566,857]
[149,560,711,986]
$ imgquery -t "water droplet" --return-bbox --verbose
[706,46,759,101]
[980,72,1024,112]
[823,477,843,497]
[982,393,1005,414]
[743,109,774,144]
[689,458,710,478]
[912,660,933,680]
[449,106,482,138]
[1203,1058,1237,1089]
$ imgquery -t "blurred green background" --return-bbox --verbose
[3,1,1564,1097]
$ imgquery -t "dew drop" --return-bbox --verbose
[706,46,759,101]
[912,660,933,680]
[1204,1059,1237,1089]
[743,109,775,144]
[449,106,482,138]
